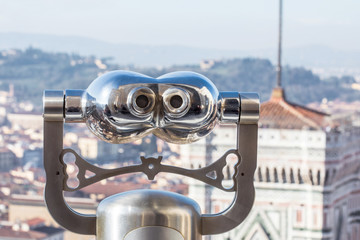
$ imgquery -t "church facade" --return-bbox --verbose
[181,88,360,240]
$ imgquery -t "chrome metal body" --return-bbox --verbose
[218,92,241,123]
[64,70,243,144]
[97,190,201,240]
[43,70,260,239]
[64,90,85,122]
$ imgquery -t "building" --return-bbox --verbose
[78,136,98,160]
[184,88,360,240]
[22,148,42,168]
[0,148,17,172]
[7,114,42,130]
[0,217,64,240]
[200,60,217,71]
[77,135,123,162]
[0,227,49,240]
[8,195,97,240]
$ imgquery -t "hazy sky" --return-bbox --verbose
[1,0,359,51]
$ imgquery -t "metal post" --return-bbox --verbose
[205,134,215,240]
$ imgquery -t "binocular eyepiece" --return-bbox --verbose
[127,86,190,118]
[45,71,258,144]
[128,87,156,117]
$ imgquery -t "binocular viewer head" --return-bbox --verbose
[42,70,260,238]
[61,70,246,144]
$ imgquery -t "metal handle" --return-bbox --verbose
[43,90,96,235]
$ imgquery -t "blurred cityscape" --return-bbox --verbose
[0,48,359,239]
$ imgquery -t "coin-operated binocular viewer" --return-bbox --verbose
[43,71,259,240]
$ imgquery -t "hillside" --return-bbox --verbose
[0,48,358,109]
[2,33,360,70]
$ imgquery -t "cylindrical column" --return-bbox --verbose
[64,89,86,122]
[239,93,260,124]
[97,190,202,240]
[218,92,241,124]
[43,90,64,121]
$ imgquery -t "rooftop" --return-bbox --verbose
[260,88,330,130]
[32,226,64,235]
[26,218,45,227]
[0,228,47,239]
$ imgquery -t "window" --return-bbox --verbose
[296,209,302,223]
[290,169,295,183]
[266,168,271,182]
[313,211,319,228]
[294,207,305,228]
[323,211,329,228]
[282,168,287,183]
[274,168,279,183]
[309,169,314,185]
[297,169,303,184]
[258,167,263,182]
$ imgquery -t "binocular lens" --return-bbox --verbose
[128,87,155,117]
[135,95,150,109]
[169,95,183,109]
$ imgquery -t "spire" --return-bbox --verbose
[276,0,283,88]
[270,87,286,101]
[261,0,331,130]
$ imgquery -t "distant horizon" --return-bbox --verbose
[1,0,359,52]
[2,31,360,81]
[3,30,359,53]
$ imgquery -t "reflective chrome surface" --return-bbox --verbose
[124,226,184,240]
[156,72,219,143]
[162,87,190,118]
[218,92,241,124]
[97,190,201,240]
[64,90,86,122]
[73,71,222,144]
[62,70,252,144]
[127,87,156,117]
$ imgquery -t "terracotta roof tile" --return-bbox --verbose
[26,218,45,227]
[260,88,330,130]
